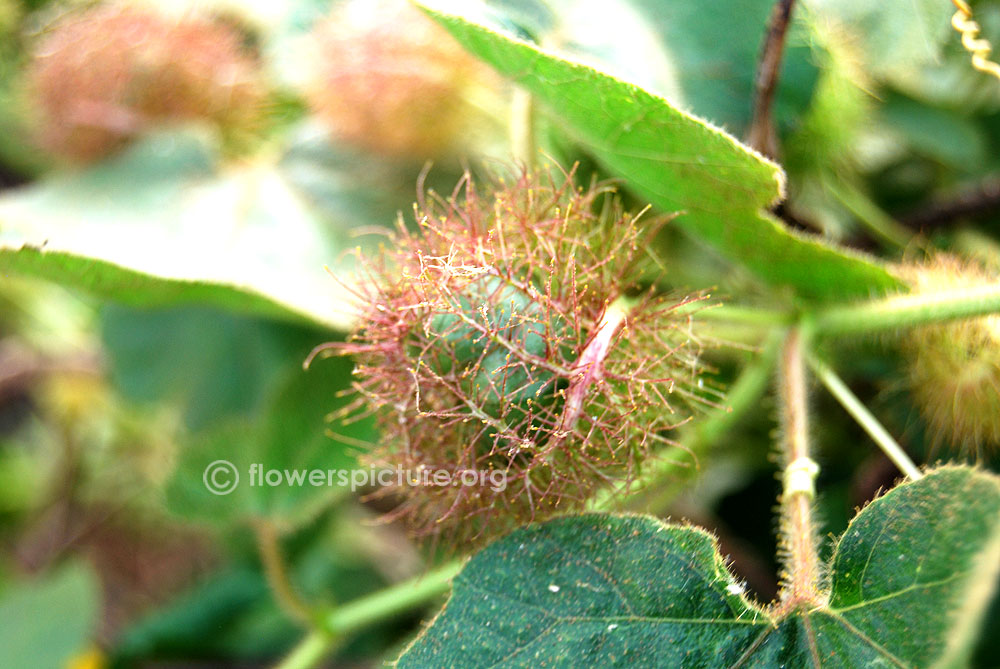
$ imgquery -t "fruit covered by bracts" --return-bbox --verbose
[310,166,713,542]
[28,3,263,162]
[899,254,1000,455]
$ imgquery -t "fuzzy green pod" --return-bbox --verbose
[310,166,711,542]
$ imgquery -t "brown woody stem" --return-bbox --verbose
[747,0,798,159]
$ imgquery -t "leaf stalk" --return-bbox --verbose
[776,329,823,612]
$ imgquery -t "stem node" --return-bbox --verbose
[782,456,819,500]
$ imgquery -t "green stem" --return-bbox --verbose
[253,518,313,624]
[275,560,463,669]
[692,304,793,328]
[824,176,911,250]
[808,356,922,480]
[325,561,461,636]
[275,629,338,669]
[809,283,1000,337]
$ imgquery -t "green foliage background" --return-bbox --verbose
[0,0,998,667]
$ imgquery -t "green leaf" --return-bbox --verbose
[628,0,818,135]
[112,566,271,663]
[879,94,989,172]
[824,466,1000,668]
[526,0,685,102]
[100,304,326,430]
[165,351,374,528]
[0,127,407,330]
[0,562,100,669]
[398,466,1000,667]
[418,1,902,301]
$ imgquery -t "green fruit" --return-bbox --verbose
[901,255,1000,452]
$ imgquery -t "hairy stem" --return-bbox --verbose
[776,329,823,611]
[809,283,1000,337]
[808,356,923,481]
[747,0,797,158]
[276,560,462,669]
[253,518,313,624]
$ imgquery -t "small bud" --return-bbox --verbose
[305,0,500,159]
[899,254,1000,453]
[311,165,710,542]
[27,3,264,162]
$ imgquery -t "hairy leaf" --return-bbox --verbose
[399,466,1000,667]
[628,0,818,134]
[417,1,902,301]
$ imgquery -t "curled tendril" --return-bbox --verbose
[951,0,1000,80]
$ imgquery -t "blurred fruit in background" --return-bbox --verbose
[26,3,264,163]
[305,0,503,159]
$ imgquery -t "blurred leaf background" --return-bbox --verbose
[0,0,998,667]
